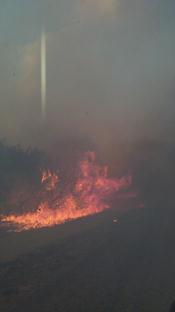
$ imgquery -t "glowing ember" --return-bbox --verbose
[0,152,132,231]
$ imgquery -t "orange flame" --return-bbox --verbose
[41,169,59,191]
[1,152,132,231]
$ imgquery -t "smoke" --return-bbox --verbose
[0,0,174,164]
[80,0,118,16]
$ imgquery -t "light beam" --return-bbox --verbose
[41,28,46,120]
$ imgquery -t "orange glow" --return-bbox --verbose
[1,152,132,231]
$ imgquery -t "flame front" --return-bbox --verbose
[1,152,131,231]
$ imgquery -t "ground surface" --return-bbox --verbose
[0,199,175,312]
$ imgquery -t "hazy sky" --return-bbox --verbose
[0,0,175,152]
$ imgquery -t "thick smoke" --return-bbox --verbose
[0,0,174,151]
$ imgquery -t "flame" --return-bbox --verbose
[41,170,59,191]
[1,152,132,231]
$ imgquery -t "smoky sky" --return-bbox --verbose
[0,0,175,153]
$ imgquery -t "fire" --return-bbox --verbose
[0,152,132,231]
[41,169,59,191]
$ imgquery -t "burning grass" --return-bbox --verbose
[0,152,132,231]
